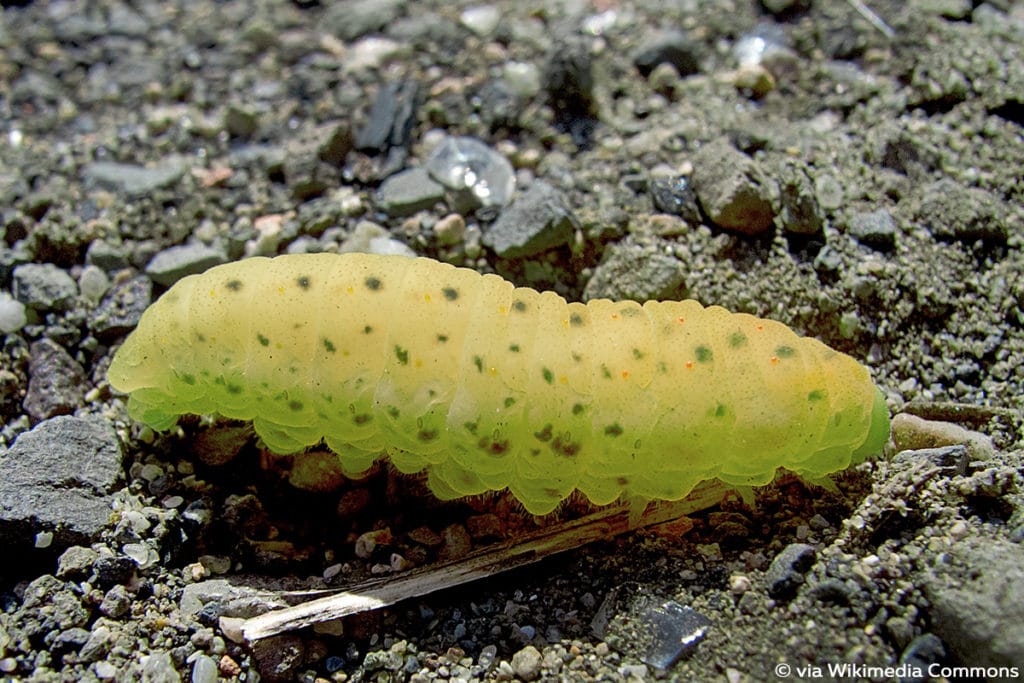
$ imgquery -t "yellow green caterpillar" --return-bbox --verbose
[107,253,890,514]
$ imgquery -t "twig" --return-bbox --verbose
[847,0,896,39]
[240,480,734,641]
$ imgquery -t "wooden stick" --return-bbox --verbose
[240,480,734,641]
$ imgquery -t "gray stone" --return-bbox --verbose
[692,138,775,235]
[144,244,228,287]
[12,262,78,311]
[776,163,824,235]
[583,240,686,302]
[917,178,1009,243]
[322,0,404,41]
[847,208,897,250]
[56,545,99,580]
[765,543,816,599]
[98,584,132,619]
[921,537,1024,675]
[90,276,152,341]
[0,416,124,551]
[82,160,187,197]
[23,338,87,422]
[632,29,701,78]
[510,645,542,681]
[482,181,577,257]
[355,81,418,153]
[140,651,181,683]
[180,579,288,618]
[376,168,445,218]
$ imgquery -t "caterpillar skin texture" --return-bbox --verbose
[108,253,890,515]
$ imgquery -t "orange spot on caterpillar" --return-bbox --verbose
[677,317,686,324]
[621,370,629,379]
[685,360,695,369]
[611,314,620,320]
[423,293,432,303]
[756,324,765,332]
[770,355,780,365]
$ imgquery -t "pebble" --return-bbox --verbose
[140,651,181,683]
[144,244,228,287]
[481,180,577,257]
[376,168,446,218]
[460,5,501,37]
[847,208,898,250]
[765,543,816,599]
[190,654,219,683]
[23,338,87,421]
[12,262,78,311]
[582,239,686,302]
[433,213,467,246]
[631,29,701,78]
[510,645,542,681]
[0,292,27,333]
[425,136,516,209]
[691,138,775,235]
[89,275,152,341]
[890,413,994,460]
[78,264,111,303]
[82,160,187,197]
[99,584,132,619]
[917,178,1008,243]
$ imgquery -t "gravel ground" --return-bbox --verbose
[1,0,1023,681]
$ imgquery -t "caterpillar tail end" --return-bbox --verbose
[852,387,891,461]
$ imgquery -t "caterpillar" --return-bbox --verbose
[107,253,890,515]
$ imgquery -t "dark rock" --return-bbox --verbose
[765,543,816,599]
[482,181,577,257]
[85,240,130,272]
[847,208,898,250]
[56,545,99,580]
[692,138,775,235]
[0,416,124,552]
[93,555,137,589]
[322,0,404,41]
[776,164,824,235]
[12,262,78,311]
[144,244,228,287]
[898,633,946,683]
[649,176,702,225]
[892,445,970,475]
[90,275,152,341]
[252,634,307,683]
[543,34,598,145]
[632,30,701,78]
[807,578,855,605]
[51,627,90,655]
[23,338,87,422]
[98,584,132,619]
[355,81,418,153]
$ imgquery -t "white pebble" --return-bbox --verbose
[0,294,27,334]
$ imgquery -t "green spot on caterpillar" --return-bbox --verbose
[695,345,713,363]
[107,252,890,516]
[394,345,409,365]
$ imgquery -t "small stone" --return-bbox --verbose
[917,178,1008,243]
[93,661,118,679]
[460,5,501,37]
[12,262,78,311]
[765,543,816,599]
[692,138,775,235]
[632,29,700,78]
[847,208,897,250]
[191,654,219,683]
[438,523,472,561]
[99,584,132,619]
[891,413,994,461]
[898,633,946,683]
[90,275,152,341]
[434,213,467,246]
[425,136,516,209]
[377,168,446,218]
[140,651,181,683]
[78,265,110,303]
[82,160,187,197]
[0,292,27,333]
[583,239,686,302]
[23,338,87,421]
[510,645,542,681]
[145,244,228,287]
[56,545,99,580]
[482,181,577,257]
[224,104,259,139]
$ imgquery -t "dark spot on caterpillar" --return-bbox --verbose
[729,331,747,348]
[363,325,373,335]
[323,338,336,353]
[504,397,516,408]
[180,373,196,385]
[296,275,311,290]
[512,300,527,313]
[418,429,439,442]
[394,345,409,365]
[656,361,668,373]
[542,367,554,384]
[226,383,243,395]
[288,400,303,412]
[478,437,510,455]
[463,420,479,435]
[289,367,299,374]
[572,403,586,415]
[196,333,207,343]
[618,306,640,317]
[632,348,645,360]
[437,334,449,343]
[442,287,459,301]
[474,355,484,373]
[832,413,842,426]
[551,434,581,457]
[365,276,383,291]
[572,353,582,363]
[534,424,553,442]
[509,343,520,353]
[714,403,727,417]
[428,389,437,398]
[601,364,612,379]
[604,423,623,437]
[695,345,713,363]
[543,488,562,499]
[353,413,373,424]
[225,279,242,292]
[617,477,629,486]
[807,390,825,402]
[570,313,584,326]
[257,333,270,347]
[388,406,401,419]
[776,345,796,359]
